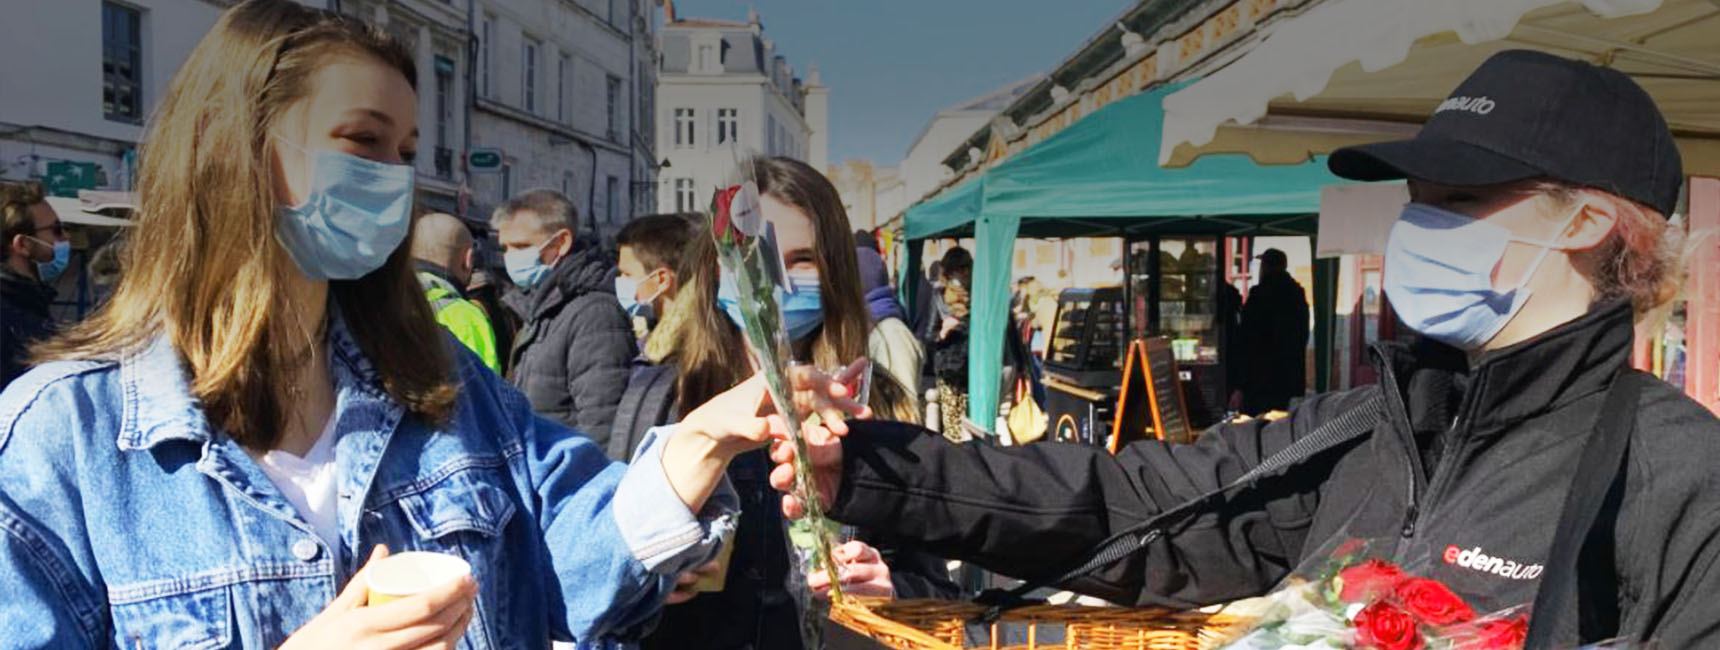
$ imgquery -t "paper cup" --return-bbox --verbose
[366,551,472,606]
[692,529,738,593]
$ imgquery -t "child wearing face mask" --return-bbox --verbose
[0,3,865,648]
[770,50,1720,649]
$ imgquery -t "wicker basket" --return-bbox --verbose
[828,598,1246,650]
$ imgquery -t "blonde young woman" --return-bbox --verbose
[0,2,858,648]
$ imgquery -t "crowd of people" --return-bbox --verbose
[2,1,1719,649]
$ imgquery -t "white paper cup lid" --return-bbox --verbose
[366,551,472,596]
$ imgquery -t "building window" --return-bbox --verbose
[481,16,494,98]
[607,176,620,223]
[557,55,570,123]
[674,178,696,212]
[608,0,618,25]
[434,56,454,178]
[674,108,695,149]
[522,39,539,112]
[697,45,714,73]
[766,114,776,155]
[102,1,143,122]
[717,108,738,145]
[606,75,622,140]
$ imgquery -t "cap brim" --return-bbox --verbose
[1329,138,1543,187]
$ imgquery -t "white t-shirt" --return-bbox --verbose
[252,417,342,548]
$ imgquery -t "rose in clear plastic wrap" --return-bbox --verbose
[1353,601,1423,650]
[1395,577,1475,626]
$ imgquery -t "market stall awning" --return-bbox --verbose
[903,176,983,240]
[44,193,135,228]
[904,84,1350,241]
[1160,0,1720,174]
[902,83,1351,434]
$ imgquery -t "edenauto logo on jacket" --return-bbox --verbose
[1444,544,1544,581]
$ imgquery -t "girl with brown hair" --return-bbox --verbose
[0,2,856,647]
[617,157,957,650]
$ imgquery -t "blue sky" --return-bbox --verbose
[672,1,1130,166]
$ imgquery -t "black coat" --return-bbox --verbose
[614,363,962,650]
[0,267,55,391]
[828,301,1720,648]
[504,241,635,448]
[1238,271,1309,409]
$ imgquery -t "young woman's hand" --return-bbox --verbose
[789,360,873,432]
[665,361,871,514]
[281,545,477,650]
[768,423,844,521]
[663,560,722,605]
[807,541,895,600]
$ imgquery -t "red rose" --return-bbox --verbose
[710,185,740,240]
[1353,601,1424,650]
[1338,560,1408,602]
[1474,616,1528,650]
[1395,577,1475,626]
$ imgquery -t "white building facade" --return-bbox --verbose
[655,12,828,215]
[331,0,476,218]
[469,0,658,239]
[0,0,224,196]
[897,76,1040,208]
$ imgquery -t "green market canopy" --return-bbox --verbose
[903,83,1347,428]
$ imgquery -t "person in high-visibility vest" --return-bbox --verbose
[412,212,500,372]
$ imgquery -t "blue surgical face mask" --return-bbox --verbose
[718,270,825,341]
[615,271,666,316]
[1383,201,1582,349]
[26,237,70,283]
[504,234,561,289]
[274,137,414,280]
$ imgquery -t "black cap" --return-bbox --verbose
[1255,248,1287,268]
[1329,50,1682,216]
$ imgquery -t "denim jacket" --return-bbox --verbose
[0,315,737,649]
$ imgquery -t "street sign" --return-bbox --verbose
[468,148,503,174]
[42,161,102,197]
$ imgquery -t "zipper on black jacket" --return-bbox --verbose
[1401,373,1483,553]
[1371,345,1425,549]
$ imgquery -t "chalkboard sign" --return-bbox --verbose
[1110,338,1192,452]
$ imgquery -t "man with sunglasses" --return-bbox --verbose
[2,181,69,389]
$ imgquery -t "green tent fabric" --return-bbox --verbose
[905,175,983,240]
[905,83,1348,429]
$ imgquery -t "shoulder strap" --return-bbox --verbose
[977,392,1385,616]
[610,363,678,462]
[1525,369,1643,649]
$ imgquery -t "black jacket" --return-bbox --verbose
[504,241,635,447]
[0,267,55,390]
[614,363,962,650]
[829,300,1720,648]
[1238,270,1309,408]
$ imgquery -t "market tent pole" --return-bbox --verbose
[967,213,1022,429]
[900,238,924,332]
[1312,257,1338,393]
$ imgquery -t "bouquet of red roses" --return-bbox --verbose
[1215,539,1530,650]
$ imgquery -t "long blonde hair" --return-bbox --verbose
[671,157,917,423]
[37,0,457,449]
